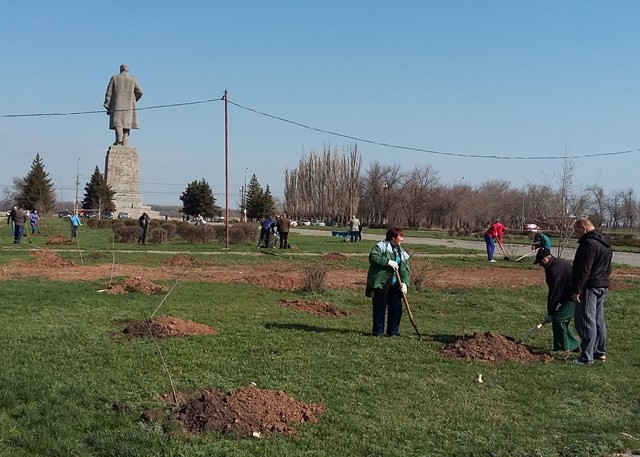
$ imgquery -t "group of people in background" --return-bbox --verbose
[367,217,612,367]
[258,214,291,249]
[7,206,39,244]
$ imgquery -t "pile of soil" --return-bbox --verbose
[163,255,196,267]
[240,273,300,290]
[440,332,553,364]
[122,315,218,338]
[105,276,168,295]
[279,299,348,317]
[167,385,325,437]
[30,249,76,267]
[322,252,348,261]
[46,236,73,245]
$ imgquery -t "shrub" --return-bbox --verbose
[410,258,440,291]
[176,224,216,243]
[149,227,168,244]
[302,263,327,293]
[114,226,139,243]
[161,223,177,240]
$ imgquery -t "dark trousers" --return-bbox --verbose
[350,230,358,242]
[70,225,78,238]
[371,287,403,336]
[138,227,148,244]
[279,232,289,248]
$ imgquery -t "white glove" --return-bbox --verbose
[400,283,408,295]
[387,260,399,270]
[543,314,553,323]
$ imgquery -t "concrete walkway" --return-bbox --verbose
[292,228,640,267]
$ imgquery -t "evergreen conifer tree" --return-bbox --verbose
[82,166,115,213]
[17,153,56,213]
[180,178,221,218]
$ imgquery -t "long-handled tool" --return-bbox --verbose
[516,321,545,344]
[497,239,510,260]
[515,248,539,263]
[394,269,422,340]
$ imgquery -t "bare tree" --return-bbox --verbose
[397,164,440,229]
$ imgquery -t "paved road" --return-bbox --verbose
[292,228,640,267]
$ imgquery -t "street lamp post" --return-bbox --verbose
[382,181,388,225]
[75,158,81,214]
[243,167,248,222]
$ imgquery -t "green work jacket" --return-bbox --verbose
[365,240,410,297]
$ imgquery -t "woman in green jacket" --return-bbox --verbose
[365,227,410,337]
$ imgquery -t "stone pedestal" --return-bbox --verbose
[104,145,161,220]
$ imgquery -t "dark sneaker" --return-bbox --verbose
[573,359,593,365]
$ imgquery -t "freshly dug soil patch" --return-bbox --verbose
[46,236,73,245]
[30,249,76,267]
[105,276,168,295]
[440,332,553,364]
[322,252,348,261]
[167,385,326,437]
[163,254,197,267]
[279,299,348,317]
[122,315,218,338]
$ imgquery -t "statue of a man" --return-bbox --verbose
[104,64,143,146]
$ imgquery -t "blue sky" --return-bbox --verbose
[2,1,639,206]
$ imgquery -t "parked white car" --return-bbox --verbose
[524,223,542,233]
[290,220,298,227]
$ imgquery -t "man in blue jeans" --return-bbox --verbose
[571,218,612,365]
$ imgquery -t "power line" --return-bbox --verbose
[226,99,640,161]
[0,98,223,118]
[3,94,638,160]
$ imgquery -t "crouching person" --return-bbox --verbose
[534,248,580,352]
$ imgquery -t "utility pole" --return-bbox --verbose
[224,90,229,249]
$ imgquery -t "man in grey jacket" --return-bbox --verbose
[104,64,143,146]
[571,218,612,365]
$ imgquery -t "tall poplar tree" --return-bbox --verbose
[17,153,56,213]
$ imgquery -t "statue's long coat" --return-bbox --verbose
[104,72,143,130]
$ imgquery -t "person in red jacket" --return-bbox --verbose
[484,219,506,262]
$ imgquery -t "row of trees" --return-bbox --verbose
[6,152,640,235]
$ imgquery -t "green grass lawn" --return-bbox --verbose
[1,220,639,456]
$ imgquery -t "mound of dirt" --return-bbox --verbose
[46,236,73,245]
[122,315,218,338]
[279,299,348,317]
[163,254,196,267]
[241,273,300,290]
[323,252,348,261]
[105,276,167,295]
[167,385,325,437]
[440,332,553,364]
[30,249,76,267]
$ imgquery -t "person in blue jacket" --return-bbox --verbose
[258,216,275,248]
[69,211,82,238]
[365,226,411,337]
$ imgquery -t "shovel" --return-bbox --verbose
[497,240,510,260]
[515,248,539,263]
[394,269,422,340]
[516,321,545,344]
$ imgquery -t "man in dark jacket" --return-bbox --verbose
[534,248,580,352]
[277,213,291,249]
[571,218,612,365]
